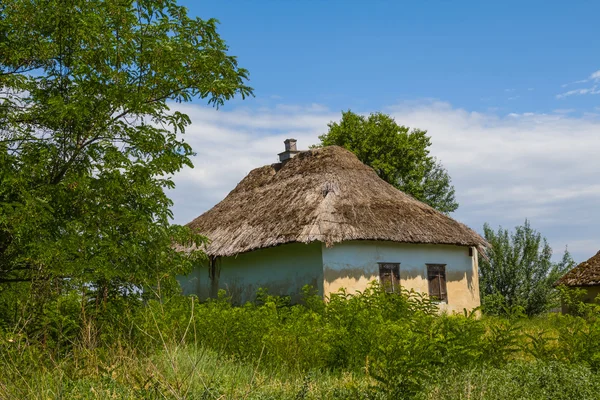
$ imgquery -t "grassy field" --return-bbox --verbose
[1,285,599,399]
[2,344,599,399]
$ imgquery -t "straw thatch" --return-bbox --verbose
[186,146,487,257]
[555,250,600,287]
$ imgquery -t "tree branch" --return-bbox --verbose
[0,277,31,284]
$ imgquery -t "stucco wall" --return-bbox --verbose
[178,242,323,304]
[584,286,600,303]
[322,241,480,313]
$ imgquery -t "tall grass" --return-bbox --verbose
[0,343,376,399]
[0,283,599,399]
[419,362,600,400]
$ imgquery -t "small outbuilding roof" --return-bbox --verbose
[555,250,600,287]
[185,145,487,257]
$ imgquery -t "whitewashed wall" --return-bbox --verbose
[180,239,480,313]
[178,242,323,304]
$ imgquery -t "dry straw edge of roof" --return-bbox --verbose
[555,250,600,287]
[184,146,488,258]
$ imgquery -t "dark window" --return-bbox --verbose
[427,264,448,302]
[378,263,400,293]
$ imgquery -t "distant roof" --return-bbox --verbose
[555,250,600,287]
[185,146,487,257]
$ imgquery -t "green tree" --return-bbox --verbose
[0,0,252,315]
[317,111,458,213]
[479,220,575,316]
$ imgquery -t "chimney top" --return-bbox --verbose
[284,138,297,151]
[278,139,300,163]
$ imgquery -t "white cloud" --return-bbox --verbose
[553,109,575,114]
[562,79,592,88]
[557,69,600,98]
[168,101,600,262]
[556,86,600,99]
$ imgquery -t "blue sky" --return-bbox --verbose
[170,1,600,262]
[182,0,599,114]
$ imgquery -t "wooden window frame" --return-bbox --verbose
[427,264,448,303]
[378,262,400,293]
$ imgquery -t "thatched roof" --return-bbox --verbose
[555,251,600,287]
[186,146,487,257]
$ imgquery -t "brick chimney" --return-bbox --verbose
[278,138,300,162]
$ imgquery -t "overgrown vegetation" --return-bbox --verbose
[1,284,599,399]
[1,1,597,398]
[0,0,250,312]
[479,220,576,316]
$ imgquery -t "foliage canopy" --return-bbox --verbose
[0,0,252,310]
[479,220,575,316]
[318,111,458,213]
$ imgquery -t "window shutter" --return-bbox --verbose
[378,263,400,293]
[439,273,447,301]
[427,264,448,302]
[429,274,440,298]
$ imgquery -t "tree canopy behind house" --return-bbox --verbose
[317,111,458,213]
[0,0,252,314]
[479,220,575,316]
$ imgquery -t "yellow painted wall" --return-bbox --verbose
[322,241,480,313]
[179,239,481,313]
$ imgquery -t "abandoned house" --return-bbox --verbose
[178,139,487,313]
[555,250,600,309]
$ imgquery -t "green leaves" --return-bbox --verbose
[318,111,458,213]
[0,0,251,316]
[479,220,572,316]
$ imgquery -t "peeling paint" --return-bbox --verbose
[446,271,469,282]
[325,275,379,296]
[322,241,480,313]
[400,268,425,281]
[324,266,374,281]
[179,240,480,313]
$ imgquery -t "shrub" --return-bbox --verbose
[1,281,600,398]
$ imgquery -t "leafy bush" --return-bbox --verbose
[557,285,600,318]
[1,282,599,398]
